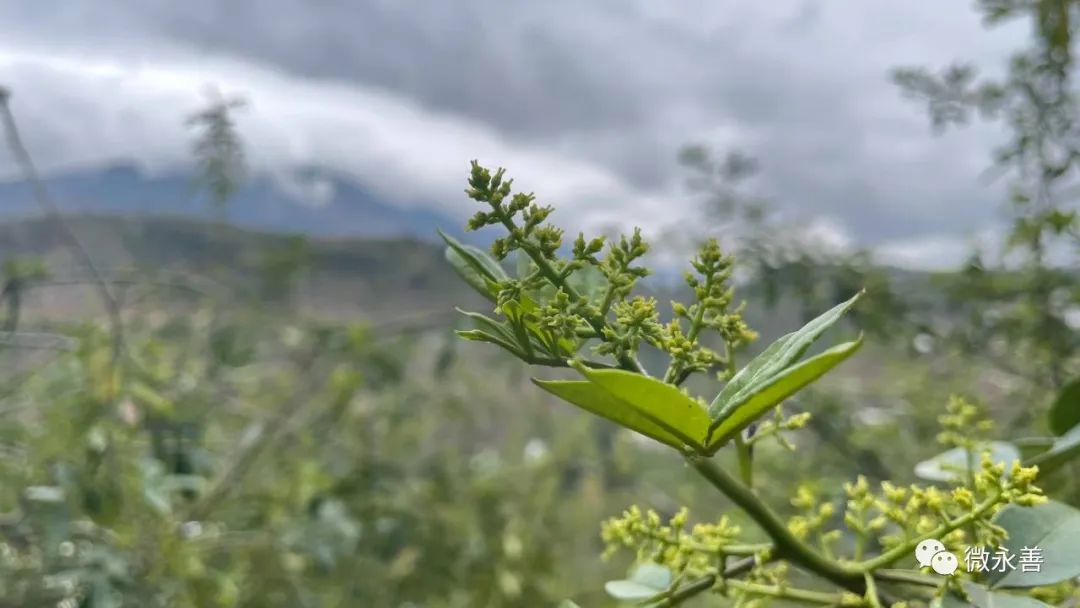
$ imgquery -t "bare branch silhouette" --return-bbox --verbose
[0,86,125,360]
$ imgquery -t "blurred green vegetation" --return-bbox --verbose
[5,1,1080,606]
[0,206,1074,606]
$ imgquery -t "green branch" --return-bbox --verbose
[664,270,714,384]
[727,579,849,605]
[684,452,866,596]
[649,556,762,607]
[654,575,848,607]
[487,204,645,375]
[637,524,772,557]
[734,432,754,488]
[873,569,940,588]
[855,490,1004,572]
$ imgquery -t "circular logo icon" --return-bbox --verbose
[931,550,959,576]
[915,539,946,568]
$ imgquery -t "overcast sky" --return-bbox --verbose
[0,1,1033,268]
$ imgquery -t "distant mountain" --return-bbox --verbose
[0,164,465,241]
[0,214,483,323]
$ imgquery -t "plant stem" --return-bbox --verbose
[684,452,866,595]
[639,526,772,557]
[657,576,849,607]
[650,557,761,607]
[726,579,848,605]
[0,89,125,363]
[873,569,940,587]
[598,283,617,317]
[734,432,754,488]
[864,573,884,608]
[964,446,979,542]
[654,575,715,606]
[664,271,714,384]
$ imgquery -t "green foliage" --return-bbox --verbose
[452,161,762,378]
[915,443,1022,484]
[255,235,312,305]
[447,163,1073,607]
[1024,424,1080,476]
[187,92,247,219]
[533,377,689,450]
[1047,379,1080,436]
[1,255,48,331]
[706,292,863,445]
[943,582,1055,608]
[990,501,1080,588]
[674,144,912,341]
[10,3,1080,606]
[894,0,1080,402]
[440,229,508,303]
[451,162,861,458]
[604,562,672,601]
[0,301,638,606]
[576,364,712,443]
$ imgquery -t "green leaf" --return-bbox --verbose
[1011,437,1056,462]
[456,309,520,349]
[914,442,1021,483]
[628,563,672,589]
[989,500,1080,589]
[940,582,1053,608]
[1048,378,1080,436]
[604,563,672,601]
[557,602,582,608]
[575,364,711,448]
[567,264,607,301]
[455,329,521,356]
[604,580,660,601]
[532,379,688,450]
[209,323,256,367]
[440,229,507,301]
[705,337,863,450]
[129,381,174,416]
[1024,423,1080,474]
[708,291,862,425]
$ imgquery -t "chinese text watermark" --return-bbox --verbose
[915,539,1043,576]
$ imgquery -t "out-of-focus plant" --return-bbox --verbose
[1,256,48,332]
[446,161,1080,606]
[5,83,648,606]
[673,144,911,340]
[255,235,312,307]
[893,0,1080,505]
[186,90,247,223]
[0,301,631,607]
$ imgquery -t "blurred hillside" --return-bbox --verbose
[0,214,482,323]
[0,164,461,239]
[2,212,946,327]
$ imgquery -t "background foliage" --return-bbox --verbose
[5,2,1080,607]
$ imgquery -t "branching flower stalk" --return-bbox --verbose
[446,162,1057,606]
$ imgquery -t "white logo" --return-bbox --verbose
[931,550,959,575]
[915,538,958,575]
[915,539,946,568]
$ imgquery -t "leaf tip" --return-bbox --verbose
[568,358,589,374]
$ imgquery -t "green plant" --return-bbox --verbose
[446,162,1080,607]
[1,256,48,332]
[893,0,1080,509]
[673,144,910,340]
[186,91,247,222]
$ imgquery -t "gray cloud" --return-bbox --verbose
[0,0,1036,268]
